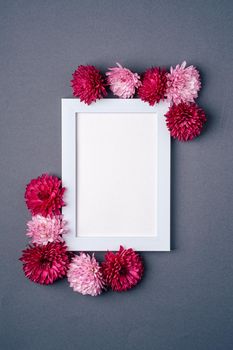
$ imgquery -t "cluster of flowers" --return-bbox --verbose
[20,174,144,296]
[71,62,207,141]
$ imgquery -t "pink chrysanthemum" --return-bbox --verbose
[165,102,207,141]
[20,242,70,285]
[166,61,201,105]
[101,246,144,292]
[71,65,107,105]
[26,215,66,245]
[25,174,65,217]
[106,62,141,98]
[138,67,167,106]
[67,253,105,296]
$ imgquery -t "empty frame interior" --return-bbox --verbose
[76,112,157,237]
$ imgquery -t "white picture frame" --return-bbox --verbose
[62,98,170,251]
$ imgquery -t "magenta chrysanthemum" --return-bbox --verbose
[166,61,201,105]
[20,242,70,285]
[138,67,167,106]
[67,253,105,296]
[25,174,65,217]
[106,62,141,98]
[71,65,107,105]
[26,215,66,245]
[101,246,144,292]
[165,102,207,141]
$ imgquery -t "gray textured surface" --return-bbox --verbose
[0,1,233,349]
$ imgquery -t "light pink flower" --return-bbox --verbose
[67,253,105,296]
[166,61,201,105]
[26,215,66,245]
[106,63,141,98]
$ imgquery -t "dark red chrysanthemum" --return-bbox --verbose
[165,102,207,141]
[71,65,107,105]
[101,246,143,292]
[20,242,70,285]
[138,67,167,106]
[25,174,65,217]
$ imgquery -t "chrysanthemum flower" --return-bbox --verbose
[101,246,144,292]
[20,242,70,285]
[165,61,201,105]
[26,215,66,245]
[67,253,105,296]
[106,63,141,98]
[71,65,107,104]
[25,174,65,217]
[138,67,167,106]
[165,102,207,141]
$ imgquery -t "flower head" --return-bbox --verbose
[25,174,65,217]
[166,61,201,105]
[20,242,70,284]
[165,102,207,141]
[138,67,167,106]
[67,253,105,296]
[26,215,66,245]
[71,65,107,105]
[106,63,141,98]
[101,246,143,292]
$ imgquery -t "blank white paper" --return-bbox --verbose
[76,112,157,237]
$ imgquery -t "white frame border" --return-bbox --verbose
[62,98,170,251]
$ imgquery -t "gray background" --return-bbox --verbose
[0,1,233,349]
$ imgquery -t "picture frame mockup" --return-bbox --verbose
[62,98,170,251]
